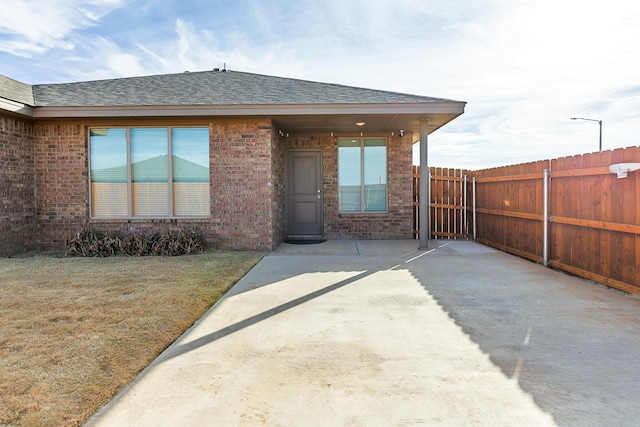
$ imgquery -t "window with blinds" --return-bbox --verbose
[89,127,210,218]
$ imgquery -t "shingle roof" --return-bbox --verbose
[0,74,34,106]
[32,70,455,107]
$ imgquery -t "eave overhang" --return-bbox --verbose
[31,101,465,138]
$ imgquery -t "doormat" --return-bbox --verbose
[283,239,327,245]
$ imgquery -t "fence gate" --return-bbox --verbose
[413,166,469,239]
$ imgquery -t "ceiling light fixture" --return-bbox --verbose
[355,122,366,127]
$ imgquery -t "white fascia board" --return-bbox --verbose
[32,102,465,119]
[0,97,35,117]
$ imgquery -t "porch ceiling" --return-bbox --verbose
[272,111,461,139]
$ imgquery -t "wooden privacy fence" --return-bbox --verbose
[413,166,469,239]
[470,146,640,295]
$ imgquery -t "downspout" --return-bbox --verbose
[419,119,430,250]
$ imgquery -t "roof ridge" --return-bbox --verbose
[31,69,234,87]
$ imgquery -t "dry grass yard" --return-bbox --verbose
[0,250,263,427]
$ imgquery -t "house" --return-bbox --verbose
[0,69,465,255]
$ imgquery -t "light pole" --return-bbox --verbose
[571,117,602,152]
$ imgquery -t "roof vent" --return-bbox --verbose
[213,68,220,72]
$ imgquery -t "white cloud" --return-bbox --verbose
[401,0,640,167]
[64,37,151,81]
[2,0,639,168]
[0,0,127,57]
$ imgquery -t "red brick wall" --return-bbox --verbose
[32,119,278,252]
[21,118,413,253]
[208,119,275,250]
[284,133,414,240]
[0,114,36,255]
[34,123,88,249]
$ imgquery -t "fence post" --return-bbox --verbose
[543,168,549,267]
[472,176,477,241]
[463,174,468,237]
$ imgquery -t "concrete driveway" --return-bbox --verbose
[87,240,640,426]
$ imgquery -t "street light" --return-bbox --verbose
[571,117,602,152]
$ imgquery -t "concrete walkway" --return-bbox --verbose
[86,240,640,426]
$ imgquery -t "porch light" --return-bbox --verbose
[355,122,366,127]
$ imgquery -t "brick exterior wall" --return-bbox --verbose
[208,119,275,250]
[283,133,414,240]
[34,123,89,249]
[0,114,36,255]
[29,119,279,252]
[2,115,413,255]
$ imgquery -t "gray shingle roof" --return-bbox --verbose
[32,70,455,107]
[0,74,35,105]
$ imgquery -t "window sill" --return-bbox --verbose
[338,211,389,216]
[89,217,211,222]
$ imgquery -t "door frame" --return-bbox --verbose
[285,149,324,238]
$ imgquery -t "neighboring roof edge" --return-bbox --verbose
[0,98,34,117]
[0,74,35,106]
[0,74,35,117]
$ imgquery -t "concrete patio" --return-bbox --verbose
[87,240,640,426]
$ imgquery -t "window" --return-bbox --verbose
[89,127,210,218]
[338,137,387,212]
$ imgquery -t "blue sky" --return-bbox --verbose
[2,0,640,169]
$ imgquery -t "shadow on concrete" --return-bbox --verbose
[155,270,373,364]
[403,243,640,426]
[93,240,640,426]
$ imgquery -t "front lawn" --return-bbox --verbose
[0,250,263,427]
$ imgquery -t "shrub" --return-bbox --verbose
[65,227,206,257]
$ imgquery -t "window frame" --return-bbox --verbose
[338,136,388,213]
[88,126,210,219]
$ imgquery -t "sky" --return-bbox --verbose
[1,0,639,169]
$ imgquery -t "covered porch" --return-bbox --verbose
[272,99,465,248]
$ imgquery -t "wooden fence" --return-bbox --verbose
[470,146,640,295]
[413,146,640,294]
[412,166,469,239]
[471,160,546,262]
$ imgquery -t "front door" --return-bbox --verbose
[286,150,323,237]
